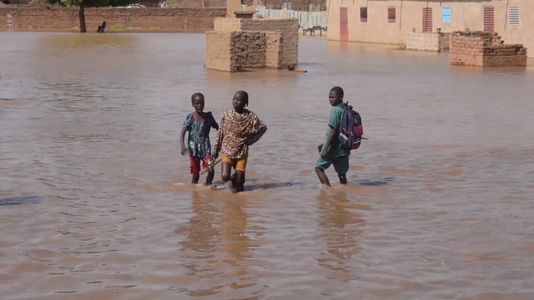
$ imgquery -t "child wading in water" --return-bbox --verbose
[181,93,219,185]
[316,86,351,186]
[212,91,267,193]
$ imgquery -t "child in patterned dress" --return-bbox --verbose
[181,93,219,185]
[211,91,267,193]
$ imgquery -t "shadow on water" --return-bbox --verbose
[210,180,307,192]
[245,182,306,191]
[208,177,394,192]
[0,196,43,206]
[355,177,395,187]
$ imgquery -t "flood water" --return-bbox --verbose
[1,32,534,300]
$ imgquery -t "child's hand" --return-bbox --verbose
[320,149,328,158]
[180,147,188,156]
[211,150,218,160]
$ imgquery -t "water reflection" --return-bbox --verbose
[178,191,221,277]
[37,33,138,50]
[179,191,221,254]
[221,196,251,266]
[315,190,365,274]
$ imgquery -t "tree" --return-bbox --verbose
[44,0,132,33]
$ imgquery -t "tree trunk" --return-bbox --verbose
[78,5,86,33]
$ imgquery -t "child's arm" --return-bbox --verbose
[180,128,188,156]
[321,108,342,157]
[181,114,192,156]
[321,128,337,157]
[210,113,219,131]
[211,114,225,159]
[247,114,267,146]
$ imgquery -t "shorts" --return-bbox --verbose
[190,156,210,174]
[221,154,248,172]
[316,154,349,174]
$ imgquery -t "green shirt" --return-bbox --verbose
[319,106,350,158]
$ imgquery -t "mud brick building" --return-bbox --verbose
[205,17,298,72]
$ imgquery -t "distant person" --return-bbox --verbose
[316,86,362,186]
[181,93,219,185]
[212,91,267,193]
[288,64,307,73]
[97,21,106,33]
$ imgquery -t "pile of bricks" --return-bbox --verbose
[450,31,527,67]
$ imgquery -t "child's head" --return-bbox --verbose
[329,86,344,106]
[233,90,249,111]
[191,93,205,113]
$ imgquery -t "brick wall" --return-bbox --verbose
[165,0,226,8]
[450,31,528,67]
[406,32,441,52]
[240,18,298,67]
[258,0,326,11]
[439,33,450,51]
[206,31,232,71]
[232,31,267,70]
[0,7,226,30]
[265,31,282,68]
[206,18,298,72]
[213,17,241,31]
[406,32,451,52]
[206,30,273,72]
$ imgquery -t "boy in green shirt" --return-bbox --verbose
[315,86,350,186]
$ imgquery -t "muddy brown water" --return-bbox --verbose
[1,32,534,300]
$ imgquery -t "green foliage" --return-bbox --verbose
[109,24,126,30]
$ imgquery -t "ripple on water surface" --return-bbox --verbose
[0,32,534,299]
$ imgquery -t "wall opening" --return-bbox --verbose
[340,7,348,42]
[360,7,367,23]
[483,7,495,32]
[388,7,396,23]
[423,7,432,32]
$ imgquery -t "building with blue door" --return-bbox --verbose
[327,0,534,57]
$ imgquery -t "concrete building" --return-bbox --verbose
[327,0,534,57]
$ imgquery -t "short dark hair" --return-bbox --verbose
[235,90,249,106]
[330,86,344,98]
[191,92,204,103]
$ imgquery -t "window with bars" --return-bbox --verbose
[360,7,368,23]
[509,7,520,26]
[442,7,451,22]
[388,7,396,23]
